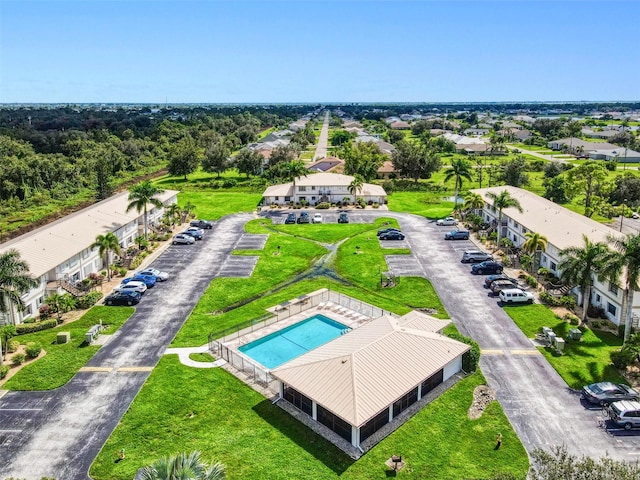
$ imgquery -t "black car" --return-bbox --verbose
[379,231,405,241]
[105,291,141,306]
[582,382,639,406]
[284,213,296,224]
[297,211,310,224]
[190,219,213,229]
[338,212,349,223]
[484,274,518,289]
[471,261,504,275]
[377,227,401,237]
[181,229,203,240]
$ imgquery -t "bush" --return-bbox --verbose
[564,313,580,325]
[119,267,128,277]
[222,178,237,188]
[525,275,538,288]
[373,202,379,208]
[15,319,58,335]
[0,364,9,379]
[604,160,618,171]
[446,332,480,372]
[611,347,638,369]
[7,339,19,353]
[39,304,52,319]
[12,353,25,365]
[559,295,577,310]
[25,342,42,359]
[539,291,561,307]
[76,291,104,309]
[22,318,36,324]
[315,202,330,209]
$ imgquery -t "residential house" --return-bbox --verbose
[0,190,179,325]
[547,138,618,153]
[377,160,397,179]
[308,157,344,173]
[589,148,640,163]
[389,121,411,130]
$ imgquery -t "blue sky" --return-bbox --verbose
[2,1,639,103]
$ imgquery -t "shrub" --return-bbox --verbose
[25,342,42,359]
[7,339,20,353]
[38,304,52,319]
[373,202,379,208]
[222,178,237,188]
[12,353,25,365]
[76,291,103,309]
[610,347,638,369]
[446,332,480,372]
[0,364,9,379]
[564,313,580,325]
[119,267,128,277]
[525,275,538,288]
[315,202,330,209]
[539,291,561,307]
[15,319,58,335]
[559,295,577,310]
[22,318,36,324]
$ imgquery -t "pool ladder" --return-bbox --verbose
[341,328,351,335]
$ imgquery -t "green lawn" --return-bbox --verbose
[177,191,262,219]
[503,304,626,388]
[387,191,455,218]
[270,216,392,244]
[90,358,527,480]
[3,307,134,390]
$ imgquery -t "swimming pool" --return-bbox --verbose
[239,314,350,369]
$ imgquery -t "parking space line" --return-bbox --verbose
[0,429,22,433]
[0,408,42,412]
[481,349,505,355]
[79,367,113,372]
[116,367,153,372]
[510,349,542,355]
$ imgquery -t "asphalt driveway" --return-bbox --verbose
[0,213,254,480]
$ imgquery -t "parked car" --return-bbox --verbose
[436,217,457,226]
[114,281,147,295]
[190,219,213,229]
[498,288,534,304]
[461,250,493,263]
[297,211,310,224]
[186,226,205,236]
[582,382,639,406]
[338,212,349,223]
[607,401,640,430]
[444,229,470,240]
[122,274,156,288]
[491,280,519,295]
[104,291,141,306]
[181,229,203,240]
[484,274,518,289]
[377,227,401,237]
[137,267,169,282]
[379,231,405,241]
[173,233,195,245]
[284,213,296,224]
[471,261,503,275]
[312,213,323,224]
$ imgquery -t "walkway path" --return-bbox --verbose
[164,345,225,368]
[313,111,330,161]
[0,214,253,480]
[506,144,569,164]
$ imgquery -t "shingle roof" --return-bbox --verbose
[271,312,468,426]
[0,190,179,277]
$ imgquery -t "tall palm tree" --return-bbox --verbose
[164,203,182,226]
[601,233,640,343]
[91,232,121,281]
[444,159,473,211]
[0,249,38,325]
[126,180,165,239]
[283,160,308,198]
[140,451,225,480]
[521,232,548,273]
[180,201,196,223]
[486,189,523,245]
[558,236,609,323]
[463,192,484,213]
[348,174,364,205]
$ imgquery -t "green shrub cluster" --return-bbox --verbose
[7,339,19,353]
[446,331,480,372]
[315,202,330,209]
[12,353,25,365]
[0,364,9,379]
[16,319,58,335]
[525,275,538,288]
[25,342,42,359]
[76,291,104,309]
[539,291,577,309]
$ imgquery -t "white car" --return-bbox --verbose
[312,213,323,224]
[137,267,169,282]
[499,288,534,304]
[436,217,457,226]
[114,281,147,294]
[173,233,195,245]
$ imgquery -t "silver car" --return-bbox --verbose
[114,281,147,294]
[608,400,640,430]
[173,233,195,245]
[137,267,169,282]
[582,382,639,406]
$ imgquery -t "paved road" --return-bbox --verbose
[0,214,254,480]
[313,111,330,161]
[507,144,569,164]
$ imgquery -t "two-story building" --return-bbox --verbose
[0,189,178,325]
[470,186,638,326]
[262,173,387,206]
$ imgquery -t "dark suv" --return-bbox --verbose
[444,229,470,240]
[284,213,296,224]
[471,261,504,275]
[297,211,310,224]
[461,250,493,263]
[338,212,349,223]
[189,219,213,229]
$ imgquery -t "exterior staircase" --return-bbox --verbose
[58,278,89,297]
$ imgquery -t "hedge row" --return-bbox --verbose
[16,319,58,335]
[446,331,481,372]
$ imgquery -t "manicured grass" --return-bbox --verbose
[3,307,134,390]
[90,357,528,480]
[270,216,392,244]
[188,352,215,362]
[387,191,455,218]
[177,191,262,219]
[503,304,626,388]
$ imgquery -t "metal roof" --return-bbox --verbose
[271,312,469,427]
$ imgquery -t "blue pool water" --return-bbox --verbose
[239,314,349,369]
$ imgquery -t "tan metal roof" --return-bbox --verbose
[271,313,469,426]
[471,186,622,251]
[0,190,179,277]
[263,173,387,197]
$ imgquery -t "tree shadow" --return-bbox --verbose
[252,399,355,475]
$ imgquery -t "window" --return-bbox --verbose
[550,261,557,271]
[311,196,316,201]
[283,385,312,416]
[38,296,44,305]
[317,405,351,443]
[360,408,389,442]
[607,302,617,316]
[311,186,316,190]
[609,283,619,295]
[392,387,419,418]
[285,196,291,202]
[275,196,279,201]
[595,294,601,303]
[421,369,444,396]
[299,186,307,192]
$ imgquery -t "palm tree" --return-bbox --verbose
[91,232,121,281]
[521,232,548,273]
[46,293,76,323]
[444,159,473,211]
[164,203,182,226]
[486,189,523,245]
[0,249,38,325]
[126,180,165,240]
[180,201,196,223]
[140,451,225,480]
[463,192,484,213]
[601,233,640,343]
[348,174,364,205]
[283,160,308,191]
[558,235,609,323]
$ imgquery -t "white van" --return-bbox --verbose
[608,400,640,430]
[499,288,534,304]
